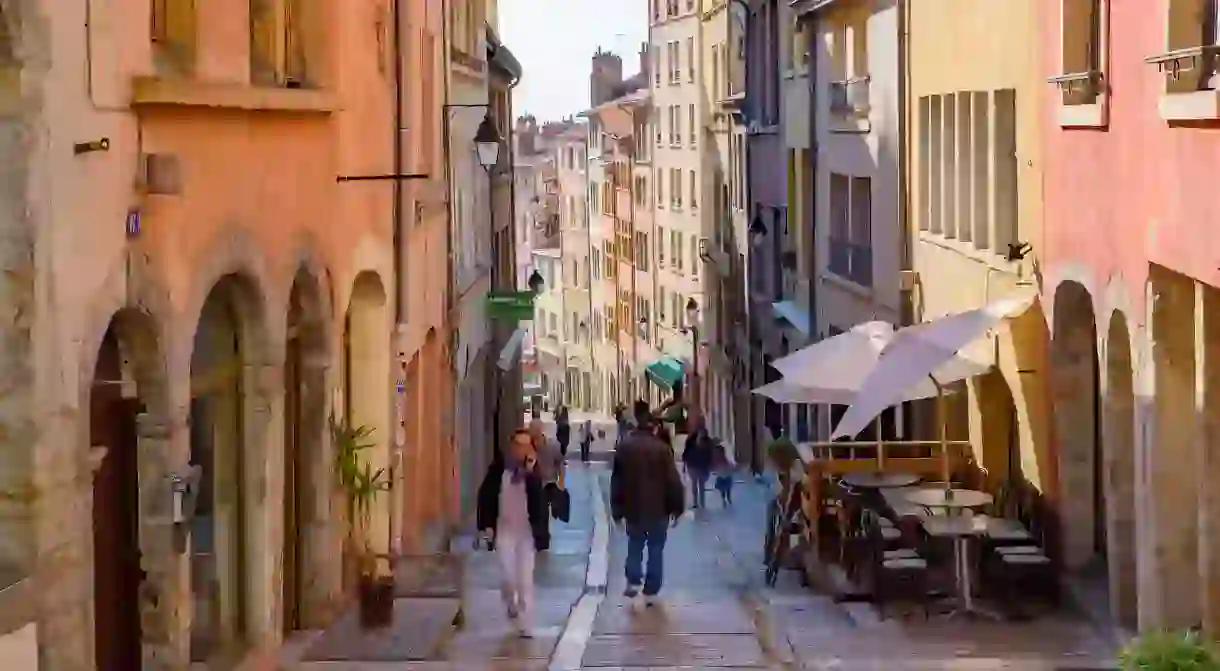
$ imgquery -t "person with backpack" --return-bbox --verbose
[681,411,714,510]
[579,418,593,462]
[555,405,571,457]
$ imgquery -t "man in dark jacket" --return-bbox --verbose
[611,400,685,606]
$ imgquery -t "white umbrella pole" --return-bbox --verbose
[930,374,949,485]
[875,416,884,470]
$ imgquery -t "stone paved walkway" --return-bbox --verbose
[280,422,1122,671]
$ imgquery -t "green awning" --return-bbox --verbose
[644,356,684,390]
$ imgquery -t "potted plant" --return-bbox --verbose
[1120,630,1220,670]
[331,415,394,628]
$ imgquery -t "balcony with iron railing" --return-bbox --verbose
[1146,44,1220,119]
[827,239,873,288]
[828,76,871,132]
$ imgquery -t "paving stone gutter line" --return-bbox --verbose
[548,466,611,671]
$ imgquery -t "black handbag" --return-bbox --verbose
[548,483,571,523]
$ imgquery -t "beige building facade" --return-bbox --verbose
[904,0,1053,576]
[649,0,706,409]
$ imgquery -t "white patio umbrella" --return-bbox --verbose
[829,291,1038,479]
[754,321,899,465]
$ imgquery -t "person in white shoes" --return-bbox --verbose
[477,428,549,637]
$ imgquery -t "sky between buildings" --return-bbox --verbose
[499,0,648,122]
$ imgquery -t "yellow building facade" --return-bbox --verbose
[904,0,1054,527]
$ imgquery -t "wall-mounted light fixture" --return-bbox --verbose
[1006,241,1033,262]
[74,138,110,155]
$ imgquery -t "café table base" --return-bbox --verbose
[940,537,1002,621]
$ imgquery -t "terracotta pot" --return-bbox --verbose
[358,574,395,628]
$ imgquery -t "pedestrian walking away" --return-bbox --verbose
[579,418,593,462]
[555,404,571,457]
[528,418,565,550]
[682,411,714,510]
[476,428,550,638]
[611,400,685,607]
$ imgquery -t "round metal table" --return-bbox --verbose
[840,472,922,489]
[904,488,993,511]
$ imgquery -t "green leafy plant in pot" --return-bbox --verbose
[1120,629,1220,670]
[332,415,394,628]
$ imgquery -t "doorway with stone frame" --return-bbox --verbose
[188,274,268,668]
[283,268,329,633]
[88,309,168,671]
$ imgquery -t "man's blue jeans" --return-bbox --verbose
[625,518,669,596]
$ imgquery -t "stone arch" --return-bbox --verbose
[282,265,334,632]
[341,271,391,560]
[1043,262,1102,335]
[1050,280,1102,571]
[178,228,281,369]
[1102,310,1138,628]
[85,307,170,671]
[186,271,275,664]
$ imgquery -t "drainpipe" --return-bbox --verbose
[898,0,913,327]
[392,0,405,322]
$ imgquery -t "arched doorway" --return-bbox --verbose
[283,268,328,632]
[189,274,267,665]
[1103,312,1137,628]
[1149,265,1199,628]
[343,272,391,562]
[89,310,165,671]
[1051,281,1102,571]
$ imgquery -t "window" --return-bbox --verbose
[657,226,667,266]
[675,105,683,146]
[637,232,651,272]
[687,37,696,82]
[674,231,684,271]
[653,0,660,21]
[691,237,700,278]
[689,170,698,209]
[1148,0,1219,111]
[670,168,682,208]
[249,0,279,84]
[827,174,873,287]
[1053,0,1105,109]
[655,45,662,86]
[283,0,308,83]
[689,104,697,145]
[151,0,199,74]
[673,40,682,82]
[711,44,720,99]
[656,168,664,206]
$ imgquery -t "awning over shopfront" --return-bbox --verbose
[772,300,812,335]
[644,356,685,390]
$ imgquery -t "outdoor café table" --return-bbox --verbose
[841,472,921,489]
[921,514,1002,620]
[904,488,993,516]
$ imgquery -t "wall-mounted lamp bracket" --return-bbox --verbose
[74,138,110,155]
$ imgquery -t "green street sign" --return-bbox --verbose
[487,291,537,321]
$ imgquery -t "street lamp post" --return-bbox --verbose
[471,112,503,456]
[685,298,700,409]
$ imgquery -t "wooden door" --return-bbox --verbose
[92,394,143,671]
[283,334,302,632]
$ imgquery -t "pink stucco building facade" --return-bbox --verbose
[1041,0,1220,634]
[0,0,453,668]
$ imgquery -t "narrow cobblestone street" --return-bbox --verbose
[279,419,1122,670]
